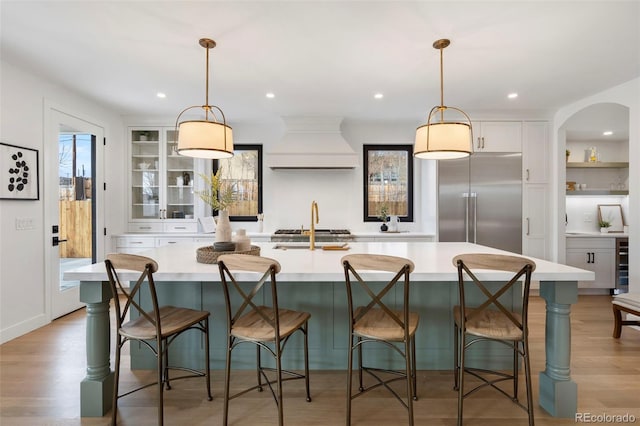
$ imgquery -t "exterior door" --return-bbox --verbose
[45,107,104,319]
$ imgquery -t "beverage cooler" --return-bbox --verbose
[615,237,629,294]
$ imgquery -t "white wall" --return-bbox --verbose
[0,59,125,343]
[552,77,640,292]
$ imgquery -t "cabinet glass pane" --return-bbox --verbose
[165,129,194,219]
[131,130,160,219]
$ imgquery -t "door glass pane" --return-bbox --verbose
[131,130,160,219]
[165,129,194,219]
[58,132,94,291]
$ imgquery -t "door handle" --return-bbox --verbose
[53,236,68,246]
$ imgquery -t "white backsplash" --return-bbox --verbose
[566,196,629,233]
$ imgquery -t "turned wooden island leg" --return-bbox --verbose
[79,280,114,416]
[538,280,578,418]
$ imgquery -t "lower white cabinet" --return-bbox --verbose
[565,237,615,289]
[114,236,156,254]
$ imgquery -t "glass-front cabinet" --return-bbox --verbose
[129,127,198,232]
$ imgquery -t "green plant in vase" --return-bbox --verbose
[598,219,611,233]
[378,204,389,232]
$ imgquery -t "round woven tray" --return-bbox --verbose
[196,245,261,264]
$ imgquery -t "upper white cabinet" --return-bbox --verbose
[471,121,522,152]
[522,122,548,184]
[128,127,199,232]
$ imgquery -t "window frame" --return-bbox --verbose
[212,144,263,222]
[363,144,414,222]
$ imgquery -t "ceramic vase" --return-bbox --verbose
[600,227,609,233]
[216,210,232,242]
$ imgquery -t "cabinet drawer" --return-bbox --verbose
[163,222,198,233]
[128,222,163,233]
[566,237,615,249]
[116,237,155,248]
[156,237,192,247]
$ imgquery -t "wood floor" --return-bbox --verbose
[1,295,639,425]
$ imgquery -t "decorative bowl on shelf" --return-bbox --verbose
[139,162,150,170]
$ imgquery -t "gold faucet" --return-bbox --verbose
[310,200,319,250]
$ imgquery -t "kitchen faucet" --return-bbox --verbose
[310,200,319,250]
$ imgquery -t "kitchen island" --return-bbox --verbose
[66,241,593,418]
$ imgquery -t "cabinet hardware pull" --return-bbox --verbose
[481,137,485,149]
[477,137,481,149]
[526,218,530,236]
[526,169,530,181]
[175,226,186,229]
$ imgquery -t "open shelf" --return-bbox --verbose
[566,190,628,196]
[566,162,629,168]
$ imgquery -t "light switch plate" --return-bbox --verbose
[15,217,35,230]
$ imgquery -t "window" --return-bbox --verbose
[363,144,413,222]
[213,144,263,221]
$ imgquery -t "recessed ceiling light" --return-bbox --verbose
[156,92,166,99]
[266,92,275,99]
[507,93,518,99]
[374,93,384,99]
[603,130,613,136]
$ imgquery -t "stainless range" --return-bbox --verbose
[271,229,353,243]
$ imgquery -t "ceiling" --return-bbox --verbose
[2,1,639,140]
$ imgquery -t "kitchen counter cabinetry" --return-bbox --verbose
[114,233,271,254]
[565,237,615,290]
[353,233,434,242]
[128,127,200,233]
[471,121,522,152]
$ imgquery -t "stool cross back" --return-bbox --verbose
[341,253,419,426]
[452,253,536,426]
[104,253,212,426]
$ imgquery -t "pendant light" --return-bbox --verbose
[414,39,473,160]
[176,38,234,159]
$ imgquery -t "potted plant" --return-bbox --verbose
[598,219,611,233]
[196,167,237,243]
[378,204,389,232]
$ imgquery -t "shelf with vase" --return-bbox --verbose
[566,162,629,168]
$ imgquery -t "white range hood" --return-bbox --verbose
[267,117,359,169]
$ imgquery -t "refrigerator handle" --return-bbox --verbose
[472,192,477,243]
[463,192,470,242]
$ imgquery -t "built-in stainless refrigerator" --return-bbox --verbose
[438,152,522,254]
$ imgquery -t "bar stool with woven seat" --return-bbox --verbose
[452,253,536,426]
[217,254,311,426]
[341,253,419,426]
[105,253,212,426]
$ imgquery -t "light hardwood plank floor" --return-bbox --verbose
[1,295,639,425]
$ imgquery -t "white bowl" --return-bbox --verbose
[139,162,150,170]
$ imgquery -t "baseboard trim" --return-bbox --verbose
[0,313,50,344]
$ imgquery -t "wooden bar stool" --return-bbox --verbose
[452,253,536,426]
[217,254,311,426]
[105,253,212,426]
[341,253,418,426]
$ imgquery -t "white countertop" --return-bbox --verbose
[114,231,435,239]
[565,232,628,238]
[66,241,593,283]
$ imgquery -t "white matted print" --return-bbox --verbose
[0,142,39,200]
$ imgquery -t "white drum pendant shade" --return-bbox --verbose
[177,120,233,159]
[414,39,473,160]
[415,121,472,160]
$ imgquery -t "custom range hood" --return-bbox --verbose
[267,117,358,169]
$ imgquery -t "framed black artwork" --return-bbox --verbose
[0,142,39,200]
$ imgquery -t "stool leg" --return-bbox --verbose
[111,338,122,426]
[613,305,623,338]
[204,319,212,401]
[404,339,414,426]
[223,337,232,426]
[457,329,465,426]
[346,334,354,426]
[411,335,417,400]
[453,323,459,391]
[523,338,534,426]
[303,322,311,402]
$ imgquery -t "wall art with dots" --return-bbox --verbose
[1,142,39,200]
